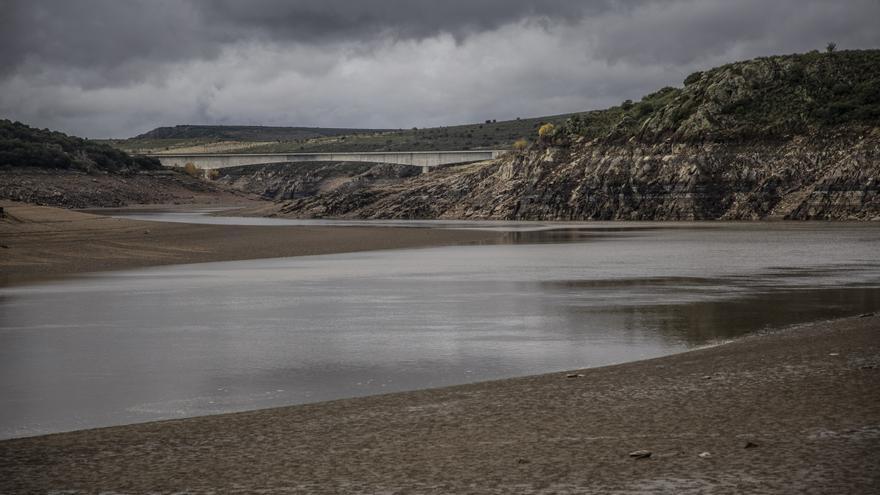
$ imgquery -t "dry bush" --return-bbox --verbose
[512,138,528,151]
[183,162,201,177]
[537,123,556,140]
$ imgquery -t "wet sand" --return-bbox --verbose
[0,202,504,287]
[0,315,877,493]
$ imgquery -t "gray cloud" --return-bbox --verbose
[1,0,878,138]
[0,0,603,82]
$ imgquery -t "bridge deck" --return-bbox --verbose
[149,150,507,170]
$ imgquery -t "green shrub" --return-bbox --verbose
[684,71,703,86]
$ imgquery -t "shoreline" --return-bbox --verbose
[0,202,506,287]
[1,314,877,493]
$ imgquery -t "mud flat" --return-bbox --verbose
[0,202,504,287]
[0,314,877,494]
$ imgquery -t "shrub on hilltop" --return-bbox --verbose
[543,49,880,146]
[0,120,162,172]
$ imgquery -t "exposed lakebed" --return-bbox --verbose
[1,213,879,438]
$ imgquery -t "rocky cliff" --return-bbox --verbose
[266,50,880,221]
[214,162,419,201]
[268,132,877,221]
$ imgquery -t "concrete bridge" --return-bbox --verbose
[149,150,506,173]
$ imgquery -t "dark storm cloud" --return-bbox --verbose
[0,0,611,81]
[200,0,618,42]
[1,0,879,138]
[3,1,204,76]
[590,0,880,65]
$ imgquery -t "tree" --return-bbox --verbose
[826,42,837,54]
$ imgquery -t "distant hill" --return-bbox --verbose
[0,119,161,172]
[133,124,389,142]
[116,114,578,154]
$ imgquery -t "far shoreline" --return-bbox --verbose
[0,201,507,287]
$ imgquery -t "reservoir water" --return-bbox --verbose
[2,215,880,439]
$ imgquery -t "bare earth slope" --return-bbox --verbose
[0,168,251,208]
[1,315,877,494]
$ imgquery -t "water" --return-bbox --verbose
[2,218,880,439]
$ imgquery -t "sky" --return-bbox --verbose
[1,0,879,138]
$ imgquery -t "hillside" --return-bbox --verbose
[0,120,247,208]
[0,120,162,172]
[566,48,880,142]
[113,114,578,154]
[263,49,880,221]
[214,162,418,201]
[132,124,387,142]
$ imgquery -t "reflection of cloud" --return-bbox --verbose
[562,286,880,346]
[1,0,879,137]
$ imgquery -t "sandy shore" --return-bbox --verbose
[0,315,877,493]
[0,202,504,286]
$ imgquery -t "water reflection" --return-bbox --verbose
[1,223,879,438]
[564,285,880,343]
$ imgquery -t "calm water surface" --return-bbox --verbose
[2,216,879,439]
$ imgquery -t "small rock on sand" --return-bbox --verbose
[566,373,584,378]
[698,452,712,458]
[628,450,652,459]
[744,441,759,449]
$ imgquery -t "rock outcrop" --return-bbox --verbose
[270,131,879,221]
[267,50,880,221]
[214,162,420,201]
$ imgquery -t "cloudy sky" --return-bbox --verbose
[2,0,878,138]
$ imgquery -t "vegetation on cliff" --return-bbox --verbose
[0,120,161,172]
[548,49,880,143]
